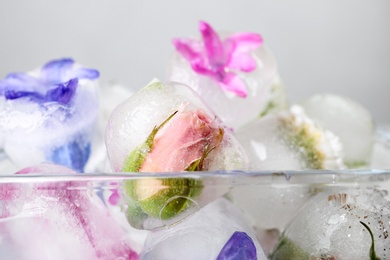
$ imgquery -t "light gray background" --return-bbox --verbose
[1,1,389,123]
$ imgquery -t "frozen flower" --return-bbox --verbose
[0,58,99,105]
[172,21,263,98]
[217,232,257,260]
[124,106,224,172]
[0,58,100,172]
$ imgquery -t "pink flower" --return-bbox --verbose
[172,21,263,98]
[139,108,224,172]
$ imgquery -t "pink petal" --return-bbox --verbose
[224,32,263,53]
[172,38,203,61]
[139,108,222,172]
[223,33,262,74]
[199,21,225,68]
[173,38,213,76]
[226,53,257,72]
[217,73,247,98]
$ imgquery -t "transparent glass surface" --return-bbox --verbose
[1,169,390,259]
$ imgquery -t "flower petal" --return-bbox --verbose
[4,90,45,102]
[217,72,247,98]
[216,231,257,260]
[226,53,257,72]
[71,68,100,80]
[0,73,41,94]
[172,39,213,76]
[225,32,263,53]
[172,38,203,61]
[45,78,78,104]
[41,58,74,84]
[172,38,212,75]
[50,137,91,172]
[199,21,225,68]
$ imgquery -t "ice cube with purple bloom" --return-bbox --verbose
[140,198,266,260]
[0,58,99,172]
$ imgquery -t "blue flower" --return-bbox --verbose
[0,58,99,173]
[0,58,99,105]
[217,231,257,260]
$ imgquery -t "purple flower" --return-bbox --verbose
[217,231,257,260]
[0,58,99,105]
[173,21,263,98]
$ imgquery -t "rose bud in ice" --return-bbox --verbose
[105,79,248,228]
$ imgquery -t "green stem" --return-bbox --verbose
[360,221,381,260]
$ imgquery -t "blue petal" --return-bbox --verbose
[0,73,41,94]
[50,138,91,172]
[217,231,257,260]
[41,58,74,84]
[4,90,45,102]
[45,78,78,104]
[72,68,100,80]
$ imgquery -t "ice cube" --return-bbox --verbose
[1,164,138,259]
[140,198,266,260]
[0,58,100,172]
[228,185,314,231]
[106,78,249,173]
[167,21,287,129]
[236,105,345,170]
[105,79,248,228]
[300,93,375,168]
[84,82,134,173]
[270,188,390,259]
[370,125,390,169]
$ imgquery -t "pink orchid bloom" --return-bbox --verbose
[139,108,224,172]
[172,21,263,98]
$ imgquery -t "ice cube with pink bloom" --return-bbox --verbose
[168,21,288,129]
[0,58,100,172]
[105,79,248,229]
[0,163,138,259]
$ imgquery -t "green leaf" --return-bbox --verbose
[269,235,310,260]
[125,178,203,220]
[122,110,178,172]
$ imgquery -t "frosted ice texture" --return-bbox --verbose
[228,185,313,230]
[273,188,390,259]
[140,198,266,260]
[0,164,137,259]
[236,105,344,170]
[0,76,99,172]
[300,93,375,168]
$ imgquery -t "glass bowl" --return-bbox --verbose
[1,169,390,259]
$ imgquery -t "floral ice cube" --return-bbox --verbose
[300,93,375,168]
[228,105,346,231]
[140,198,266,260]
[0,58,99,172]
[270,188,390,259]
[0,163,138,259]
[105,79,248,229]
[236,105,345,170]
[168,21,287,129]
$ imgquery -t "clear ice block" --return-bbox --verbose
[0,58,100,172]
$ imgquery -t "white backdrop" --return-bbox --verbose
[1,1,389,123]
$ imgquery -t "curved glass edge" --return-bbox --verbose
[1,169,390,185]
